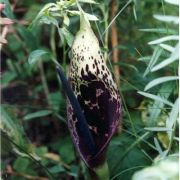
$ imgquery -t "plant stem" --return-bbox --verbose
[102,0,132,36]
[103,5,109,62]
[38,61,52,107]
[90,161,109,180]
[50,25,57,60]
[111,0,120,86]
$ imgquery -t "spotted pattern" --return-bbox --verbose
[67,17,122,168]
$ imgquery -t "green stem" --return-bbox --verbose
[62,43,67,69]
[50,25,57,60]
[92,161,109,180]
[38,61,52,107]
[103,5,109,62]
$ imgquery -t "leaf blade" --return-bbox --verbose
[24,110,52,121]
[153,15,179,24]
[148,35,179,45]
[151,43,179,71]
[144,76,179,91]
[143,46,163,77]
[137,91,174,107]
[28,49,50,65]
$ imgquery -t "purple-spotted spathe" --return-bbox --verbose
[67,12,122,168]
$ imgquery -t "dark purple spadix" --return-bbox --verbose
[67,12,122,169]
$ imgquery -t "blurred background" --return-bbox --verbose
[1,0,179,179]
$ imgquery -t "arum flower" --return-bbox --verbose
[57,8,122,179]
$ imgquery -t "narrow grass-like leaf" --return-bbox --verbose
[147,83,173,127]
[139,28,176,34]
[0,106,39,159]
[174,137,179,141]
[144,127,172,131]
[137,56,151,61]
[24,110,52,121]
[151,57,178,71]
[79,0,98,4]
[166,98,179,138]
[102,0,132,36]
[154,15,179,24]
[148,35,179,45]
[143,46,163,77]
[28,49,50,65]
[114,62,138,72]
[165,0,179,5]
[144,76,179,91]
[138,91,174,107]
[133,3,137,21]
[154,137,163,155]
[160,43,174,52]
[151,43,179,71]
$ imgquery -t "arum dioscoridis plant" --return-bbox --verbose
[29,0,122,179]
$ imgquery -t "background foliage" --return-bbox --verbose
[1,0,179,179]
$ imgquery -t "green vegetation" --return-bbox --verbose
[1,0,179,179]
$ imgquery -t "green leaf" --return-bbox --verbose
[30,3,56,29]
[63,14,70,26]
[28,49,50,65]
[58,137,75,163]
[165,0,179,5]
[160,44,174,52]
[139,28,176,34]
[108,133,151,179]
[79,0,98,4]
[39,15,59,26]
[85,13,99,21]
[0,106,39,159]
[166,98,179,138]
[48,165,65,174]
[69,165,79,177]
[1,71,17,86]
[114,62,138,72]
[151,43,179,71]
[148,35,179,45]
[1,106,25,146]
[137,56,151,61]
[146,83,174,127]
[60,27,74,47]
[35,146,48,157]
[24,110,52,121]
[137,91,174,107]
[144,127,172,131]
[13,157,30,173]
[17,26,37,51]
[153,15,179,24]
[1,0,15,19]
[154,137,163,155]
[144,76,179,91]
[67,10,99,21]
[143,46,163,77]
